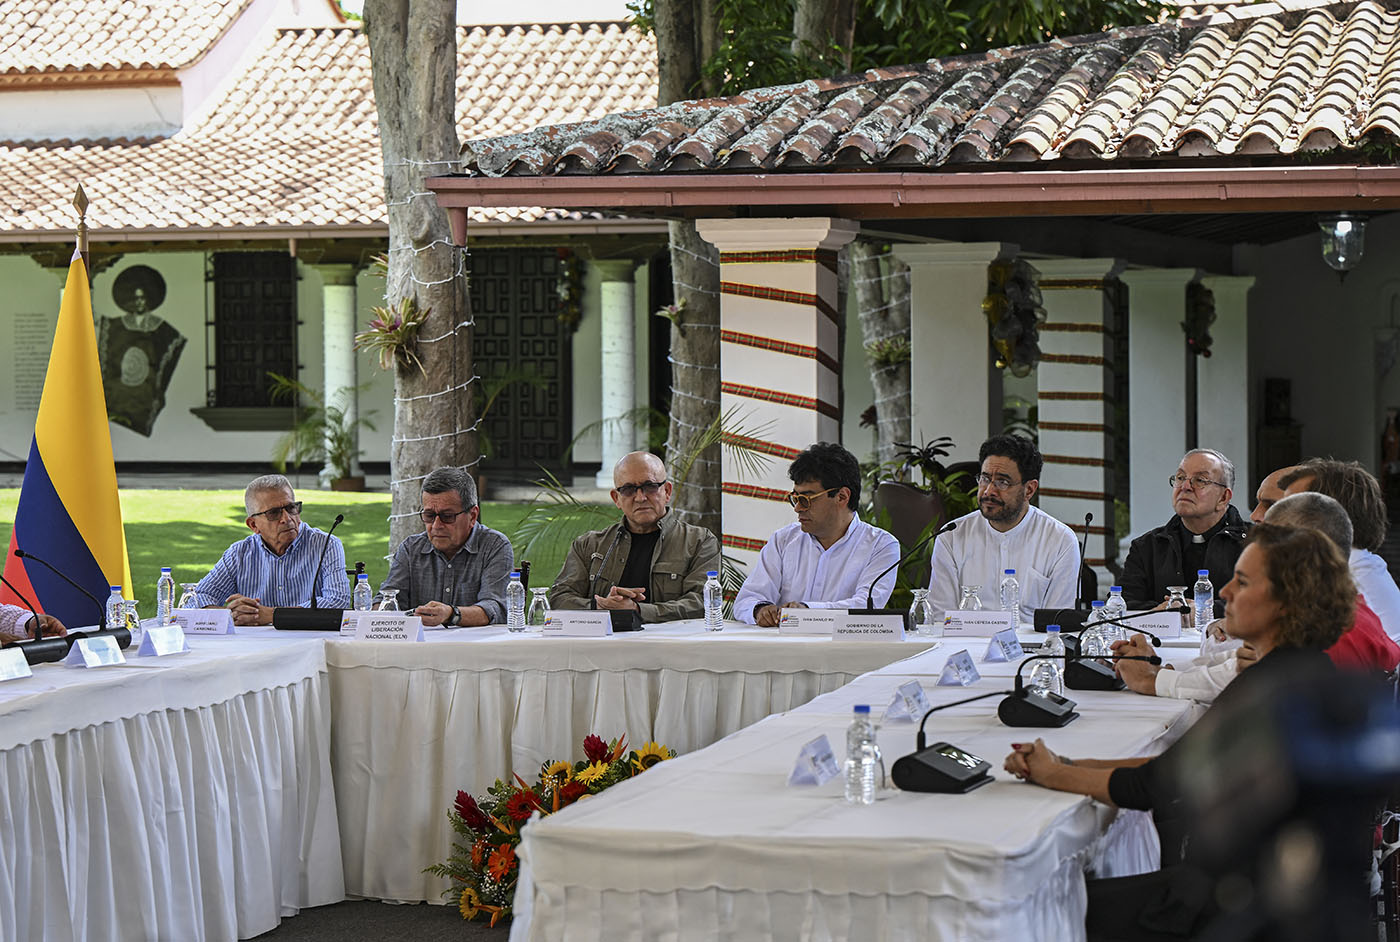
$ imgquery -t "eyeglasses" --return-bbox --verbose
[975,473,1022,491]
[1169,473,1227,491]
[616,480,668,498]
[250,501,303,522]
[421,508,467,524]
[787,487,840,510]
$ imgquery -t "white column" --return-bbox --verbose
[314,264,359,486]
[696,217,860,571]
[593,260,638,487]
[1198,275,1254,517]
[892,242,1017,464]
[1119,269,1198,556]
[1034,258,1122,585]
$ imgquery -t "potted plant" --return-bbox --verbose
[268,373,377,490]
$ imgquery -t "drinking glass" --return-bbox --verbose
[177,583,199,609]
[909,588,941,638]
[1166,586,1189,636]
[527,587,551,631]
[957,585,983,611]
[377,589,400,612]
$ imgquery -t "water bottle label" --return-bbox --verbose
[0,647,33,681]
[777,608,840,635]
[834,612,906,642]
[981,628,1024,663]
[940,610,1016,637]
[63,635,126,668]
[540,610,613,637]
[787,734,841,786]
[883,680,932,722]
[338,611,425,642]
[171,608,236,635]
[137,624,191,657]
[937,649,981,686]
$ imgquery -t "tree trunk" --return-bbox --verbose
[364,0,474,551]
[851,239,910,466]
[792,0,855,71]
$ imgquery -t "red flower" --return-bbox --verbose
[505,788,541,822]
[455,790,489,832]
[487,843,517,881]
[558,780,588,806]
[470,838,488,868]
[583,734,609,763]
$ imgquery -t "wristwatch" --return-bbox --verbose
[445,605,460,627]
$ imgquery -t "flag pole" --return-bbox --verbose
[72,184,89,274]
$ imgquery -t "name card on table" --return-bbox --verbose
[340,612,425,642]
[982,628,1024,663]
[884,680,931,722]
[937,649,981,686]
[941,610,1016,638]
[64,635,126,668]
[1126,610,1183,641]
[778,609,841,635]
[542,610,613,637]
[834,613,906,642]
[137,624,190,657]
[788,734,841,786]
[0,647,33,681]
[172,608,235,634]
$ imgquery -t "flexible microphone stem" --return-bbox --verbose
[865,519,956,610]
[1075,512,1093,611]
[0,572,44,638]
[914,688,1013,751]
[1060,605,1189,647]
[588,527,626,610]
[13,548,106,627]
[308,514,344,609]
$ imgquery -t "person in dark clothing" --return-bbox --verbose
[1120,448,1249,617]
[1004,523,1355,941]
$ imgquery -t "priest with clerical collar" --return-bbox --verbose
[1120,448,1250,616]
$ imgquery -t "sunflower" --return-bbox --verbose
[574,760,610,785]
[632,741,673,773]
[487,843,517,881]
[541,759,573,787]
[458,886,482,920]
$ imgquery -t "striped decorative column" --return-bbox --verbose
[1197,275,1254,518]
[1033,258,1123,588]
[695,218,860,571]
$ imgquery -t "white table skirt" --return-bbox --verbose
[324,620,938,901]
[0,635,344,942]
[511,644,1197,942]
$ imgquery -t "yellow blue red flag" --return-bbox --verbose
[2,252,131,626]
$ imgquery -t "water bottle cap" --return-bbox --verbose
[110,585,122,592]
[1198,569,1210,576]
[1109,585,1121,592]
[1046,624,1061,632]
[853,704,871,714]
[1004,569,1015,575]
[161,567,171,573]
[706,571,718,578]
[1091,600,1105,607]
[357,573,368,580]
[509,571,521,579]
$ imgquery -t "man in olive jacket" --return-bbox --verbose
[1120,448,1249,617]
[550,451,720,622]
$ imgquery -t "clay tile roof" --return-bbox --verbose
[0,22,658,235]
[461,0,1400,177]
[0,0,253,74]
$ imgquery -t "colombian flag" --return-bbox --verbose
[1,252,131,627]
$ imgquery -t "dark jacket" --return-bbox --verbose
[1120,505,1249,617]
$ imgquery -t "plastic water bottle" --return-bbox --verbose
[704,570,723,630]
[999,569,1020,626]
[909,588,939,637]
[156,567,176,626]
[1104,585,1128,643]
[352,573,372,612]
[1192,570,1213,636]
[506,571,526,631]
[1081,600,1110,657]
[105,585,125,631]
[844,704,881,805]
[1029,626,1064,697]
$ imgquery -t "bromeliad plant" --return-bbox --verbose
[426,733,676,926]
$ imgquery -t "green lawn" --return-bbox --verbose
[0,488,611,617]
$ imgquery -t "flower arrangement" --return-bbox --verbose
[426,733,676,926]
[355,296,431,374]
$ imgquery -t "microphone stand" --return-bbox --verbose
[1034,512,1094,632]
[273,515,350,630]
[12,548,105,628]
[892,688,1011,793]
[586,527,641,631]
[308,514,344,610]
[0,573,69,664]
[849,520,957,624]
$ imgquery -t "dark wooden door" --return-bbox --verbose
[469,248,571,481]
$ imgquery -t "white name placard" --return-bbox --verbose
[982,627,1024,663]
[940,610,1017,638]
[137,624,190,657]
[542,610,613,637]
[173,608,235,634]
[1125,610,1183,641]
[340,611,425,642]
[788,734,841,786]
[937,649,981,686]
[884,680,931,722]
[778,609,841,635]
[64,635,126,668]
[834,613,906,642]
[0,647,33,681]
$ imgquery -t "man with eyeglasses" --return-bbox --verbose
[1120,448,1249,615]
[379,466,513,627]
[550,451,719,621]
[733,442,900,626]
[927,434,1080,619]
[194,473,351,625]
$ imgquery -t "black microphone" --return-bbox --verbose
[0,572,43,636]
[859,519,957,612]
[996,654,1084,726]
[1075,512,1093,611]
[308,514,345,609]
[13,548,106,627]
[1057,606,1187,648]
[0,572,71,664]
[892,689,1012,793]
[588,527,626,610]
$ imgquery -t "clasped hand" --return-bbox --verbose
[594,586,644,611]
[1003,738,1060,784]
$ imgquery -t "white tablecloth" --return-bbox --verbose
[510,644,1200,942]
[324,620,939,901]
[0,632,344,942]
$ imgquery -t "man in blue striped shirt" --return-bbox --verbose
[195,474,351,625]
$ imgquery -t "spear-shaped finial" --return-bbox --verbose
[72,184,89,271]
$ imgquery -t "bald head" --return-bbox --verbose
[614,451,667,485]
[611,451,673,533]
[1265,491,1353,554]
[1251,465,1295,524]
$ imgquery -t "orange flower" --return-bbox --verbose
[487,843,517,881]
[470,838,487,869]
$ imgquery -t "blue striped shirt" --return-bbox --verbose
[195,522,352,609]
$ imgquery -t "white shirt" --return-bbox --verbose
[927,505,1080,621]
[733,516,901,624]
[1351,548,1400,642]
[1154,647,1239,702]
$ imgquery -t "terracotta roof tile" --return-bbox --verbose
[0,22,657,235]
